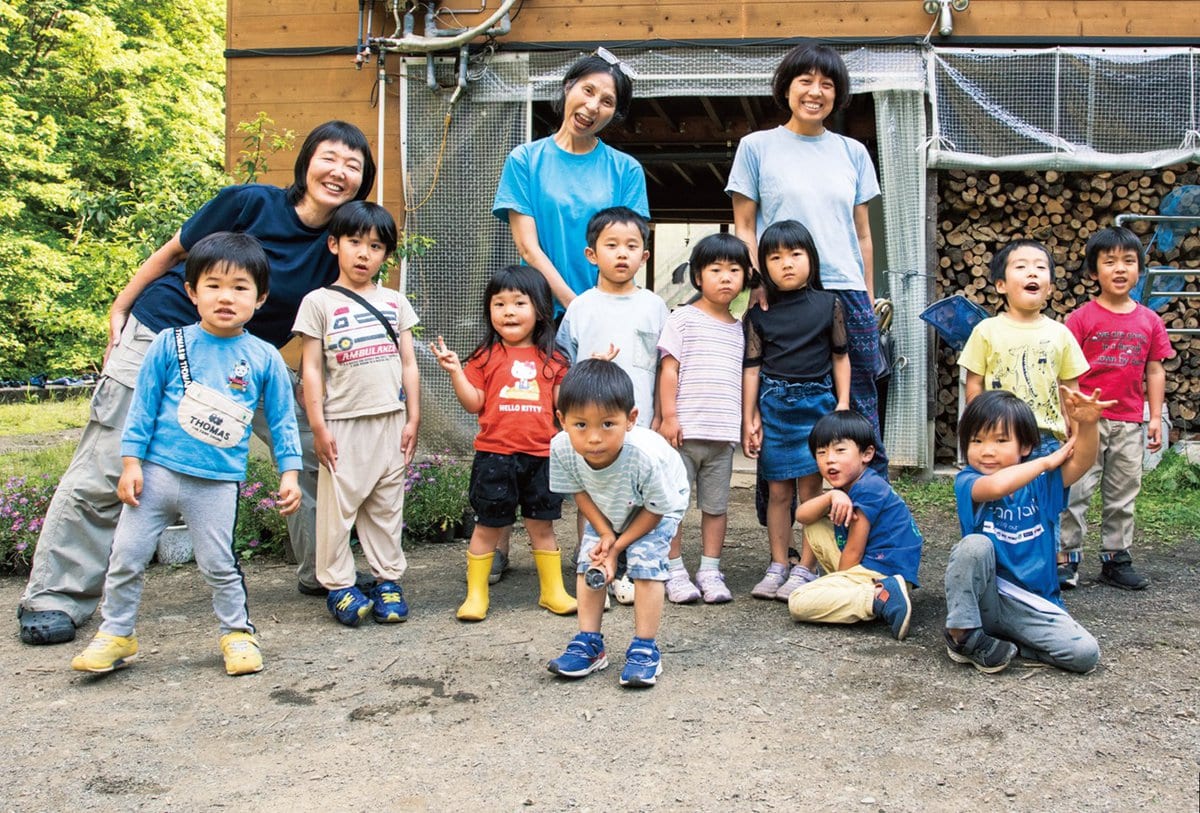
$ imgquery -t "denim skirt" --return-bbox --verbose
[758,372,836,481]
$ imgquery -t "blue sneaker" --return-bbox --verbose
[872,575,912,640]
[547,632,607,679]
[370,581,408,623]
[619,637,662,687]
[326,586,373,627]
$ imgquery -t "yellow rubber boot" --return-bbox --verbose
[457,551,493,622]
[533,548,578,615]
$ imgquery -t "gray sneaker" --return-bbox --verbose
[944,627,1018,674]
[488,549,510,585]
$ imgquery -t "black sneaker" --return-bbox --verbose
[1057,561,1079,590]
[944,627,1018,674]
[1098,551,1150,590]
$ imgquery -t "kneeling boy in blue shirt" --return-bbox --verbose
[788,410,924,640]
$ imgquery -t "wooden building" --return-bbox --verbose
[226,2,1200,466]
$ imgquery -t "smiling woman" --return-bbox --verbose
[492,51,649,316]
[16,121,378,646]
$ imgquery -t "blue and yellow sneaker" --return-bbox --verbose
[326,586,373,627]
[370,581,409,623]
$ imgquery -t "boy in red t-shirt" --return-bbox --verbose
[1061,226,1174,590]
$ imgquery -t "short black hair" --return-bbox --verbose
[556,359,635,417]
[688,233,753,291]
[185,232,270,296]
[553,54,635,127]
[957,390,1041,462]
[989,238,1054,283]
[1085,226,1145,277]
[808,409,877,456]
[328,201,398,255]
[285,120,376,207]
[758,219,823,304]
[772,42,852,114]
[586,206,650,247]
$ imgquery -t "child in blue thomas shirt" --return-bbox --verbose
[71,233,301,678]
[788,410,923,640]
[944,388,1112,675]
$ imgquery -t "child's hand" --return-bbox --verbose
[590,533,617,565]
[1147,415,1163,453]
[117,460,143,507]
[1060,386,1117,426]
[276,471,301,516]
[828,490,854,527]
[742,413,762,459]
[589,343,620,362]
[1042,435,1077,471]
[657,414,683,448]
[313,425,338,472]
[402,418,419,465]
[429,336,462,373]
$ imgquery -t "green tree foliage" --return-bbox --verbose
[0,0,226,378]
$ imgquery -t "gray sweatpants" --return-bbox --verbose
[100,462,251,637]
[20,316,319,626]
[945,534,1099,673]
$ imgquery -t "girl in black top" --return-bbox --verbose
[742,220,850,602]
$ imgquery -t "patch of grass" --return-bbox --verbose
[0,397,90,437]
[892,472,955,513]
[1134,451,1200,546]
[0,444,78,481]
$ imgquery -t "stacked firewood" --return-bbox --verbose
[932,165,1200,464]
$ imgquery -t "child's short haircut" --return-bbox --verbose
[1085,226,1145,276]
[688,233,753,291]
[957,390,1041,461]
[328,200,398,255]
[185,232,270,296]
[989,238,1054,283]
[808,409,876,456]
[557,358,636,416]
[585,206,650,248]
[772,41,851,114]
[758,219,823,304]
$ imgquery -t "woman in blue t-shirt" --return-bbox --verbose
[493,50,649,315]
[727,42,888,474]
[18,121,377,646]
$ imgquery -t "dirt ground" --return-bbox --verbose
[2,484,1197,812]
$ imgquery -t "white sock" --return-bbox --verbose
[698,555,721,572]
[668,556,686,573]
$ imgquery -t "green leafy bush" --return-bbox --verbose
[233,457,290,561]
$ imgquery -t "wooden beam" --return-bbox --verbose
[699,97,726,133]
[739,97,758,132]
[648,99,681,134]
[670,162,693,185]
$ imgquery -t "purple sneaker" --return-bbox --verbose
[694,569,732,604]
[665,570,701,604]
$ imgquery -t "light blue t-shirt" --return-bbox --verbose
[122,324,302,482]
[557,288,667,428]
[492,137,649,313]
[549,426,690,534]
[725,127,879,291]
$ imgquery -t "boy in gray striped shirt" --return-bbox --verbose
[547,360,690,688]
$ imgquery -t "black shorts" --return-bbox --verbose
[468,451,563,527]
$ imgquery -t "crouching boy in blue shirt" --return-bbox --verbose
[547,360,690,687]
[788,410,924,640]
[71,232,301,677]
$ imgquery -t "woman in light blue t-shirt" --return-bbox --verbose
[727,42,889,475]
[493,51,649,316]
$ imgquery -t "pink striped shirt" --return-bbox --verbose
[657,305,744,443]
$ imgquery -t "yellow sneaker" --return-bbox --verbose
[219,631,263,676]
[71,632,138,673]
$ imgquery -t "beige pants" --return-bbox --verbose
[316,410,408,590]
[787,519,884,624]
[1060,418,1143,555]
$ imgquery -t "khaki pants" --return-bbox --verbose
[315,411,408,590]
[1060,418,1143,556]
[21,316,319,624]
[787,519,884,624]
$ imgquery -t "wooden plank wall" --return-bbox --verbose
[227,1,1197,218]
